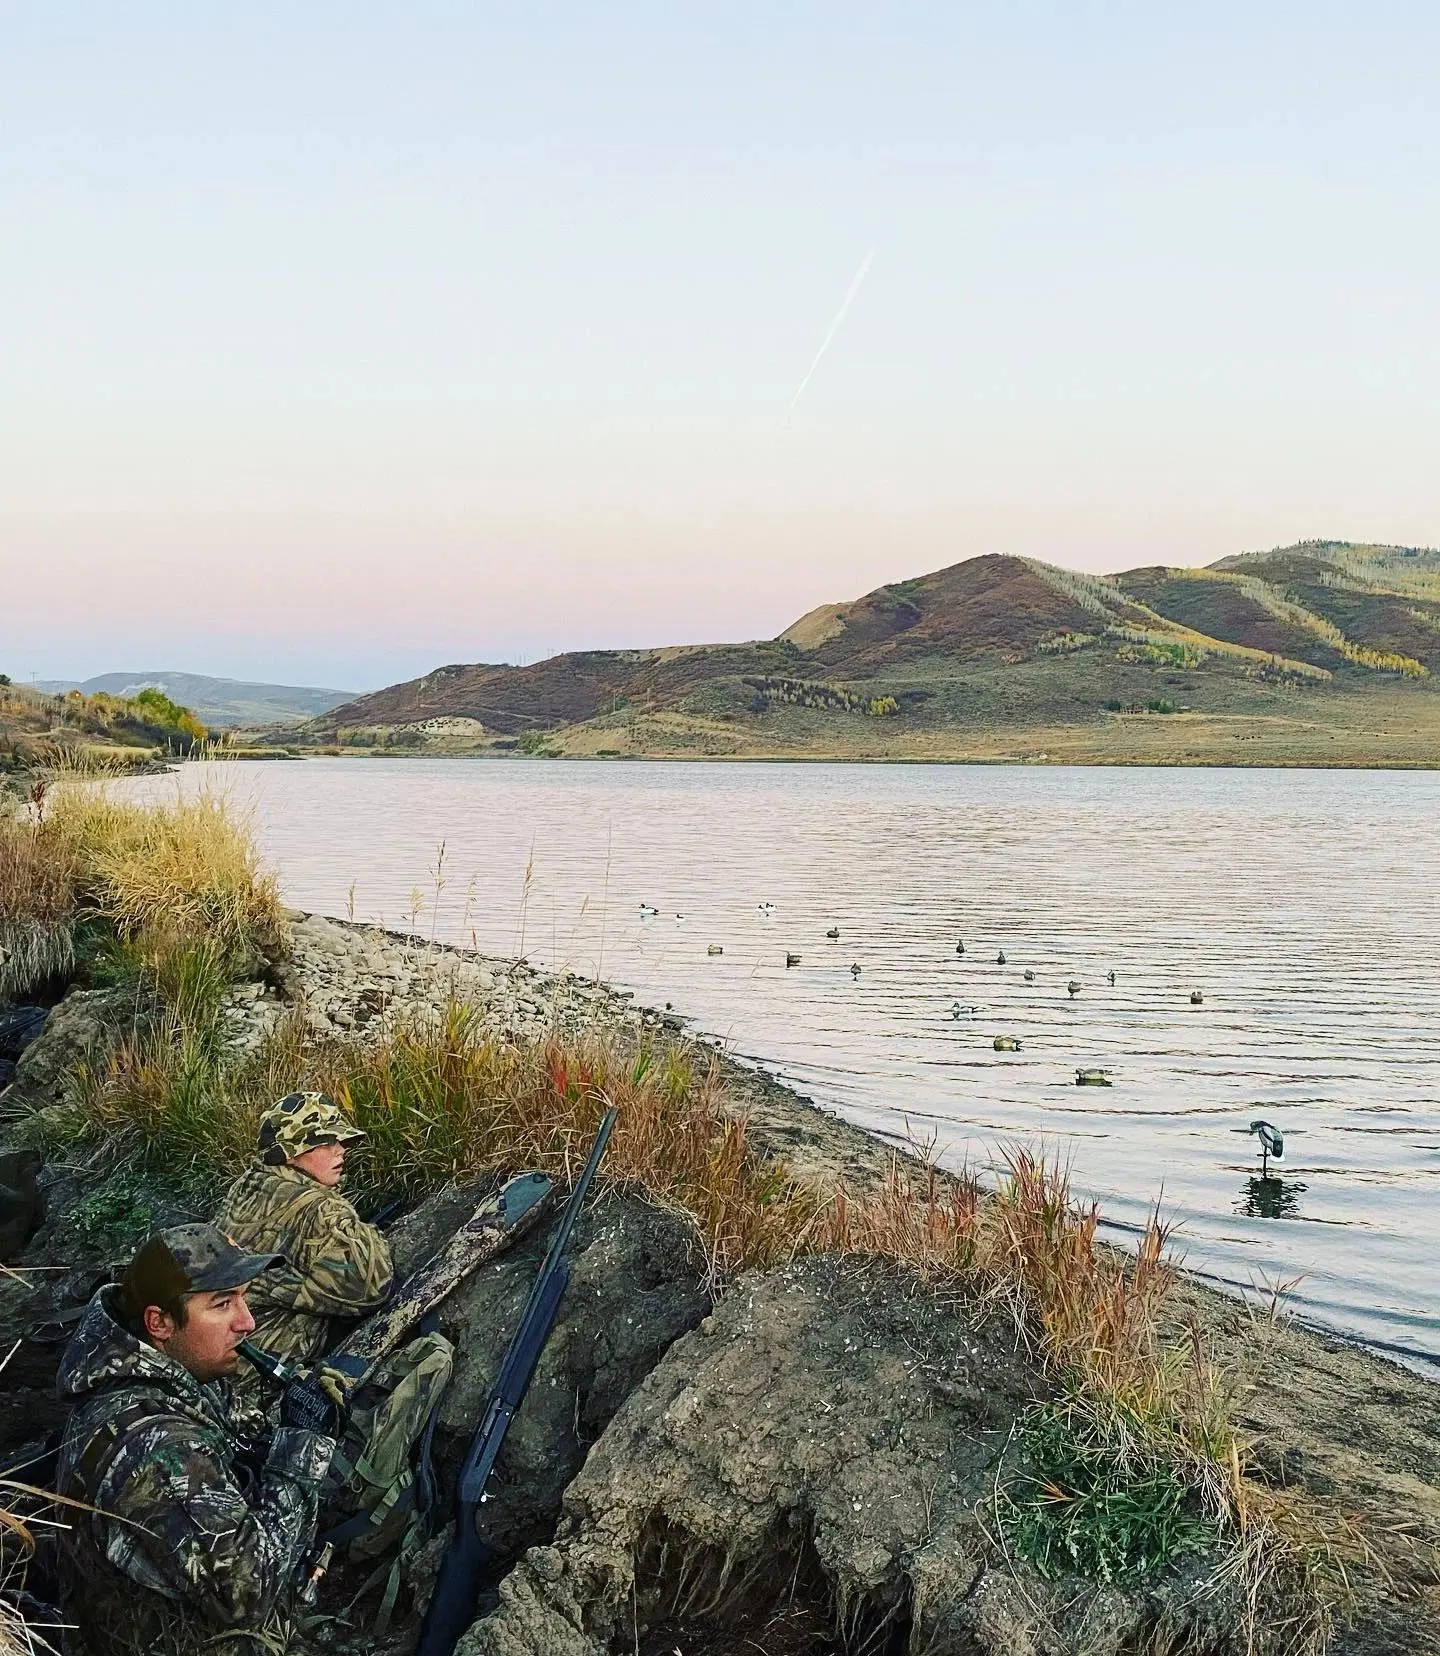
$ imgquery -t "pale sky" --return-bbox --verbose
[4,4,1438,690]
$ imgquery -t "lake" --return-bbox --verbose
[125,758,1440,1367]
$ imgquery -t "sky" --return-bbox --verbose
[3,3,1439,691]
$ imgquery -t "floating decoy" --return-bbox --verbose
[850,963,862,977]
[994,1036,1022,1052]
[1076,1068,1112,1087]
[1249,1120,1284,1179]
[758,902,777,914]
[1107,971,1116,986]
[950,1002,978,1018]
[826,927,840,940]
[1190,989,1203,1005]
[1023,969,1036,983]
[639,903,658,917]
[996,950,1007,965]
[675,913,686,923]
[955,940,965,955]
[1067,980,1082,997]
[707,944,724,956]
[786,953,801,968]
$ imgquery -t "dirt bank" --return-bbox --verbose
[0,913,1435,1653]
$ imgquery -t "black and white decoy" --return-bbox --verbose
[826,927,840,940]
[996,950,1007,965]
[1249,1120,1284,1179]
[786,953,801,968]
[1067,980,1082,998]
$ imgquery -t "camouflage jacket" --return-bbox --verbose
[55,1286,335,1656]
[216,1162,393,1373]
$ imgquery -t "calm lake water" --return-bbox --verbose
[126,759,1440,1367]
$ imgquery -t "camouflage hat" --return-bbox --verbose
[119,1223,282,1317]
[257,1091,365,1166]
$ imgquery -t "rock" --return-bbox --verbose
[428,1192,711,1563]
[6,987,131,1110]
[0,1149,44,1258]
[0,1006,48,1062]
[458,1257,1231,1656]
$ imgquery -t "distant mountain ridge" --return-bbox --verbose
[301,541,1440,750]
[35,671,357,727]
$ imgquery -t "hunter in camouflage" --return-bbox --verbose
[216,1091,454,1564]
[56,1224,336,1656]
[216,1092,392,1391]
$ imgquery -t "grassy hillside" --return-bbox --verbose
[277,540,1440,767]
[35,670,356,726]
[0,679,206,784]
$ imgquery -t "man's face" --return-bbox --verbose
[145,1287,256,1381]
[290,1141,347,1187]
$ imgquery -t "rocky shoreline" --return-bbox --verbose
[1,912,1437,1654]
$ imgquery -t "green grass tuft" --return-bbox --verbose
[1000,1401,1217,1584]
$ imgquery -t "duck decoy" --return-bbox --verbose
[1076,1068,1112,1087]
[639,903,659,917]
[707,944,724,956]
[1107,970,1117,986]
[950,1002,978,1019]
[850,963,862,977]
[993,1035,1021,1052]
[826,927,840,940]
[1067,980,1082,997]
[1023,969,1036,983]
[1190,990,1203,1005]
[675,913,686,923]
[996,950,1007,965]
[786,953,801,968]
[1248,1120,1284,1179]
[758,902,777,915]
[955,940,965,955]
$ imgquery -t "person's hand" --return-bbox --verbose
[280,1376,342,1437]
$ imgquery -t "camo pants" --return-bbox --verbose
[323,1330,454,1560]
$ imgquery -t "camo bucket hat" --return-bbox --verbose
[257,1091,365,1166]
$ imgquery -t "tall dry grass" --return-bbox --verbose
[0,808,80,1000]
[46,784,282,972]
[1,777,282,1001]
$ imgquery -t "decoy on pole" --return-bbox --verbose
[1249,1120,1284,1180]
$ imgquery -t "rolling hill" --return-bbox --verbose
[34,672,356,727]
[286,541,1440,767]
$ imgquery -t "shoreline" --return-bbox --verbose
[4,905,1438,1648]
[282,913,1440,1639]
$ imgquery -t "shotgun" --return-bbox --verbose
[416,1107,617,1656]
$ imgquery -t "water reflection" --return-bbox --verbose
[1238,1177,1309,1221]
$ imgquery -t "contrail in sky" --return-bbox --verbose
[784,249,875,422]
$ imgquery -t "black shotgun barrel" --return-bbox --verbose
[416,1107,618,1656]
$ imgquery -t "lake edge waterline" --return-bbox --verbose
[115,757,1440,1366]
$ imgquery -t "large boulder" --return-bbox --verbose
[419,1189,714,1563]
[457,1257,1240,1656]
[4,986,130,1112]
